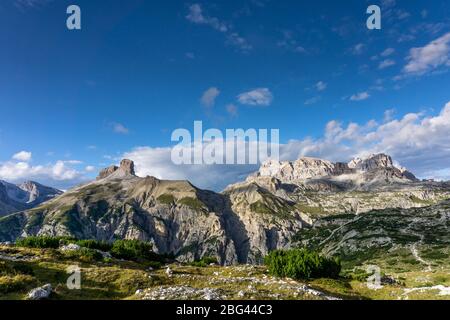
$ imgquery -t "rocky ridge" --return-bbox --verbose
[0,154,449,265]
[0,180,62,217]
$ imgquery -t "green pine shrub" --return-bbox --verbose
[264,248,341,280]
[110,240,160,262]
[190,256,218,267]
[15,236,75,249]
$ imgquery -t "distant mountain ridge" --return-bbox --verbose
[0,154,448,265]
[0,180,62,216]
[252,153,418,190]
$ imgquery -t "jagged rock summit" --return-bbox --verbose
[96,159,136,180]
[252,153,418,189]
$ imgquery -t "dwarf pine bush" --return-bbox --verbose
[264,248,341,280]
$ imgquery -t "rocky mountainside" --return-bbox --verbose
[0,159,303,264]
[295,200,450,275]
[252,153,418,190]
[0,154,449,265]
[0,180,62,217]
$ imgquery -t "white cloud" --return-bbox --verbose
[186,4,228,32]
[381,48,395,57]
[350,43,365,55]
[200,87,220,108]
[85,166,95,172]
[112,123,129,134]
[14,0,52,9]
[304,96,321,105]
[237,88,273,106]
[379,59,396,69]
[383,109,396,122]
[350,92,370,101]
[403,32,450,75]
[12,151,32,162]
[118,102,450,191]
[315,81,327,91]
[0,157,84,189]
[281,101,450,181]
[226,33,252,52]
[123,145,258,191]
[186,4,251,52]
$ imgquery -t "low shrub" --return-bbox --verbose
[190,256,218,267]
[15,236,75,249]
[264,248,341,280]
[74,239,112,252]
[63,247,103,262]
[110,240,160,262]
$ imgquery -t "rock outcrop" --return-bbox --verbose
[27,284,52,300]
[97,159,136,180]
[0,180,62,217]
[252,153,417,188]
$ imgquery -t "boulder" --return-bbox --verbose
[27,284,52,300]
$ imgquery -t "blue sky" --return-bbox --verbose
[1,0,450,190]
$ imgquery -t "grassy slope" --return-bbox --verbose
[1,245,449,300]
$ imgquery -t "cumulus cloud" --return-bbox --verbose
[200,87,220,108]
[120,101,450,190]
[0,155,85,189]
[237,88,273,106]
[12,151,32,162]
[123,145,259,191]
[283,101,450,181]
[350,92,370,101]
[403,32,450,75]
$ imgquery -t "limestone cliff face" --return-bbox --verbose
[253,153,418,189]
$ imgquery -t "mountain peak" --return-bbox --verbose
[96,159,136,180]
[254,153,417,187]
[348,153,394,171]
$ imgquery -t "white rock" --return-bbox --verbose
[60,243,81,252]
[27,284,52,300]
[165,267,173,277]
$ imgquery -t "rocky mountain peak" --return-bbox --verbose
[120,159,135,175]
[348,153,394,171]
[96,159,136,180]
[253,153,417,187]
